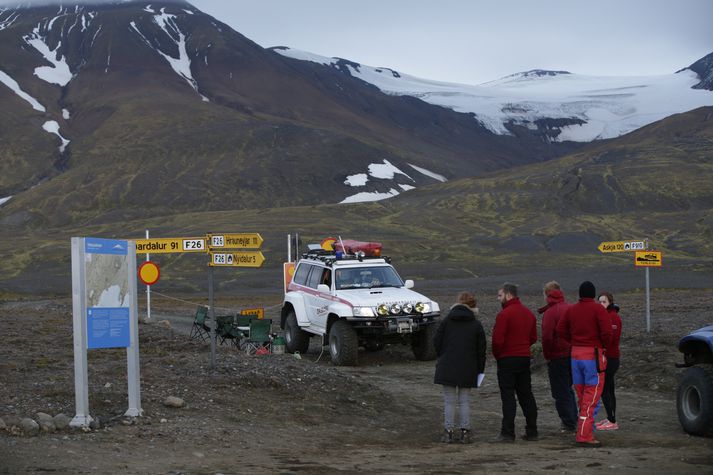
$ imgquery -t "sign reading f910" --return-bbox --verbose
[135,238,206,254]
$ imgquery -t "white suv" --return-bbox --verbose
[280,249,440,365]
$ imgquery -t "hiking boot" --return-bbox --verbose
[460,428,472,444]
[597,421,619,431]
[493,433,515,443]
[559,424,576,434]
[521,432,539,441]
[441,429,455,444]
[577,438,602,447]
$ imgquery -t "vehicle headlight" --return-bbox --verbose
[414,302,431,314]
[377,304,389,316]
[353,306,375,317]
[402,303,413,314]
[389,304,402,315]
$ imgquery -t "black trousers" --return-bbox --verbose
[602,357,620,423]
[497,357,538,437]
[547,357,578,430]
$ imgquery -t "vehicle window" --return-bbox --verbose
[336,266,403,289]
[320,268,332,288]
[293,263,311,286]
[306,265,325,289]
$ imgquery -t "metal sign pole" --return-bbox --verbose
[126,241,142,417]
[145,229,151,320]
[209,265,216,369]
[287,234,291,262]
[70,237,92,427]
[645,238,651,333]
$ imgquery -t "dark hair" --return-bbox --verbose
[598,292,614,305]
[501,283,518,297]
[579,281,596,299]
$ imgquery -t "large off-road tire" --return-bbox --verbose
[284,311,310,354]
[329,320,358,366]
[412,323,437,361]
[677,366,713,437]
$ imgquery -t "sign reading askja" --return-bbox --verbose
[597,240,645,253]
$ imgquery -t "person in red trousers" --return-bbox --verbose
[556,281,612,446]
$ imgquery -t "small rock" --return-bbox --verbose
[21,418,40,436]
[158,319,171,328]
[3,415,21,427]
[36,412,56,433]
[163,396,185,408]
[160,418,167,423]
[104,382,112,388]
[192,451,205,458]
[0,418,6,431]
[89,418,101,430]
[53,414,71,430]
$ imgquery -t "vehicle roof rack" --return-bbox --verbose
[301,248,391,265]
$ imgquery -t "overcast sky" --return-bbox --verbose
[190,0,713,85]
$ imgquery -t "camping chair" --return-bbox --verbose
[233,315,253,350]
[216,315,240,347]
[189,306,210,342]
[244,318,272,355]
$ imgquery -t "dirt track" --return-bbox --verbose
[1,289,713,474]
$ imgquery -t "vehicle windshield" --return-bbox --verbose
[335,266,404,290]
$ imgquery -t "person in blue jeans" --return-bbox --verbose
[433,292,487,444]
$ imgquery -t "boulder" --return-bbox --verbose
[163,396,185,408]
[36,412,56,433]
[53,413,71,430]
[21,418,39,436]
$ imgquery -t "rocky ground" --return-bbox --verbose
[1,287,712,474]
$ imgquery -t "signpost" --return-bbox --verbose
[135,237,206,254]
[206,232,265,368]
[597,238,659,332]
[597,241,645,253]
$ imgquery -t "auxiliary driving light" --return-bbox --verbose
[402,303,414,314]
[389,304,402,315]
[377,304,389,316]
[414,302,431,314]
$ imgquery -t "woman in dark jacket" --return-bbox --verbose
[434,291,487,444]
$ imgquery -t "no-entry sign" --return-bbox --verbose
[138,261,161,285]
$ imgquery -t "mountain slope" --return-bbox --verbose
[0,0,578,227]
[274,47,713,143]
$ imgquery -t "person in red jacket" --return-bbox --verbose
[596,292,622,431]
[492,283,538,442]
[537,281,578,433]
[556,281,612,446]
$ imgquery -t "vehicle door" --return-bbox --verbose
[305,265,331,333]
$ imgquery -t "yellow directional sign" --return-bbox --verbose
[135,237,206,254]
[635,251,662,267]
[597,240,645,253]
[209,251,265,267]
[207,233,263,249]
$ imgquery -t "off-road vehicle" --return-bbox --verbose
[676,325,713,437]
[280,241,440,365]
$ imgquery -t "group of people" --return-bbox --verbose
[433,280,622,447]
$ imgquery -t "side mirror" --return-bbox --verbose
[404,279,414,289]
[317,284,330,293]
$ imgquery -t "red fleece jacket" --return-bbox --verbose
[539,289,571,361]
[606,308,622,358]
[492,297,537,360]
[556,298,612,350]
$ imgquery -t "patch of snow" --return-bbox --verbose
[0,11,20,31]
[398,184,415,191]
[340,188,400,204]
[182,9,194,15]
[42,120,70,153]
[149,10,209,102]
[62,108,70,119]
[275,47,713,142]
[408,163,447,182]
[91,24,102,47]
[344,173,368,187]
[144,5,155,13]
[24,25,73,86]
[0,196,11,207]
[0,69,46,112]
[368,159,413,181]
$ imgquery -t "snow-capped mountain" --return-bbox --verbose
[1,1,577,222]
[273,47,713,142]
